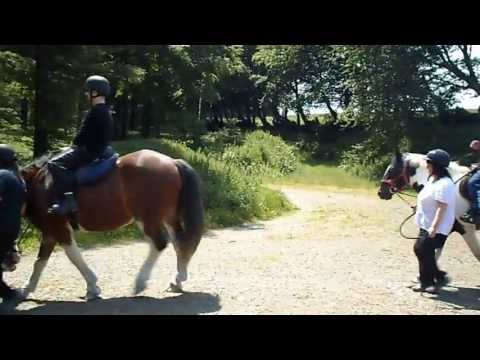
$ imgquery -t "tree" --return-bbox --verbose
[424,45,480,96]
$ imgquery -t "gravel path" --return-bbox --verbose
[4,187,480,315]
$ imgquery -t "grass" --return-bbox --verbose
[271,162,377,190]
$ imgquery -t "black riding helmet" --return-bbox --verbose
[0,144,17,167]
[425,149,450,168]
[85,75,111,97]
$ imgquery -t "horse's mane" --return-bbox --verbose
[21,153,52,182]
[23,154,50,170]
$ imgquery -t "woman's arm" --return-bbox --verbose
[429,201,447,238]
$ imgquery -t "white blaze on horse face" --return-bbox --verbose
[404,153,429,187]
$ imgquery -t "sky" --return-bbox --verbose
[456,45,480,109]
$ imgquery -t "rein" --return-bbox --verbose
[394,192,419,240]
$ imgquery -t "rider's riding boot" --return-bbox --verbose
[460,210,480,228]
[48,192,79,216]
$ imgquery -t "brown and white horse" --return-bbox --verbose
[19,149,205,301]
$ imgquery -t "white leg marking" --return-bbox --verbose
[22,258,48,298]
[134,241,161,295]
[61,239,100,299]
[170,238,190,292]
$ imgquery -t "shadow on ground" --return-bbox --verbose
[430,286,480,311]
[10,291,221,315]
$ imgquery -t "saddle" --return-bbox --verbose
[75,146,119,186]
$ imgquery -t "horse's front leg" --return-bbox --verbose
[61,231,101,301]
[20,236,56,300]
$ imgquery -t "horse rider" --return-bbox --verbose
[47,75,114,216]
[460,139,480,226]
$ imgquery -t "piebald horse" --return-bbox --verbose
[19,149,205,301]
[378,151,480,262]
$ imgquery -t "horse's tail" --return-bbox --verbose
[174,159,205,244]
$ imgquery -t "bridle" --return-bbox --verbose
[380,159,419,240]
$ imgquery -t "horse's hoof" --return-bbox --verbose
[82,293,102,301]
[167,283,184,293]
[83,286,102,301]
[0,290,24,312]
[15,288,29,302]
[133,280,148,295]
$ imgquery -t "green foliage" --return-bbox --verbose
[219,131,299,178]
[339,137,394,180]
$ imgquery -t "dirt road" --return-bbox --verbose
[5,187,480,314]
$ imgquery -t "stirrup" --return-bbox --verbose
[460,211,476,224]
[47,193,78,216]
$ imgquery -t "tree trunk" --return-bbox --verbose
[198,96,203,122]
[121,99,129,140]
[153,102,162,138]
[20,98,28,130]
[257,107,270,129]
[129,96,137,131]
[299,107,308,124]
[272,104,283,126]
[283,107,289,123]
[245,105,254,127]
[141,98,153,138]
[113,95,129,140]
[77,99,84,131]
[33,47,49,157]
[294,82,301,126]
[323,94,338,122]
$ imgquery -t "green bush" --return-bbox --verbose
[339,137,394,180]
[195,127,245,154]
[218,131,299,179]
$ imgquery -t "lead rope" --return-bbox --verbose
[395,192,419,240]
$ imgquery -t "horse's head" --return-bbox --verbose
[19,155,50,224]
[378,151,418,200]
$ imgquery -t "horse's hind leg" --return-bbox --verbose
[133,221,169,295]
[20,235,56,300]
[169,222,201,293]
